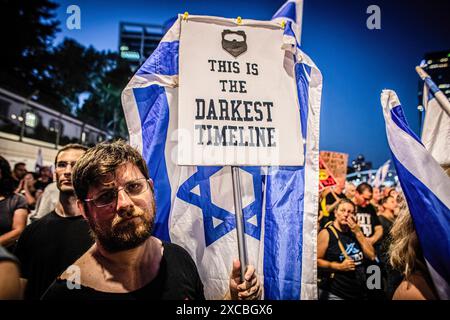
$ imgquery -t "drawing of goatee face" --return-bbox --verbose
[222,30,247,58]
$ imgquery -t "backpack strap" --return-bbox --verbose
[327,225,350,260]
[323,220,333,229]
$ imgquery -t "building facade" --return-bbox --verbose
[119,22,164,71]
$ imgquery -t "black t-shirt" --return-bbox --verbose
[0,245,19,264]
[0,194,28,238]
[41,242,205,300]
[14,211,93,300]
[378,215,393,264]
[320,227,366,300]
[355,204,381,238]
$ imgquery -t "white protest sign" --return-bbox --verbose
[178,17,303,166]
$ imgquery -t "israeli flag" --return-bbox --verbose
[272,0,304,43]
[381,90,450,300]
[420,72,450,166]
[122,15,322,299]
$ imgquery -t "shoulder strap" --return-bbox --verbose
[327,225,350,260]
[323,220,333,229]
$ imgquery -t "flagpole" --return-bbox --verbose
[416,66,450,117]
[231,166,248,282]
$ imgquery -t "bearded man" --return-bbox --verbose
[42,141,261,300]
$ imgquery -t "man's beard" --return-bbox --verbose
[87,205,154,253]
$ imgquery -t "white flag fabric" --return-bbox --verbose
[122,15,322,299]
[35,148,43,172]
[372,159,390,188]
[421,75,450,166]
[381,89,450,300]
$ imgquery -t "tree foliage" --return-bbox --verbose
[0,0,132,138]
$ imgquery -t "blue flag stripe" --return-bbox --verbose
[425,77,440,96]
[391,152,450,284]
[263,63,311,299]
[136,41,179,76]
[273,1,297,21]
[283,21,296,39]
[296,63,312,141]
[133,85,172,241]
[264,167,305,299]
[391,106,423,145]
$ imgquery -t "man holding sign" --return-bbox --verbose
[121,13,322,299]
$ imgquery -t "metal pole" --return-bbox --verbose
[140,26,145,66]
[418,107,424,136]
[231,166,248,282]
[19,111,25,142]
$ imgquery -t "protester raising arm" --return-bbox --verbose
[317,199,374,300]
[346,215,376,261]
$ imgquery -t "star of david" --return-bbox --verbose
[176,167,262,247]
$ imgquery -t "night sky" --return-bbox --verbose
[53,0,450,167]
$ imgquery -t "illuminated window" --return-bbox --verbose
[25,112,37,128]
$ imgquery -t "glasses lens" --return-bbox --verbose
[90,179,148,207]
[94,190,117,207]
[125,179,147,196]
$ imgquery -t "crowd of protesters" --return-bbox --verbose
[317,179,439,300]
[0,143,261,300]
[0,144,441,300]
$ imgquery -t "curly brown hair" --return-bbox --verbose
[72,140,150,202]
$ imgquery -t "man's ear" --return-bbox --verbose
[77,199,87,220]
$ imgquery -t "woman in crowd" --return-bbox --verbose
[317,198,376,300]
[0,156,29,251]
[378,195,397,237]
[389,207,438,300]
[15,172,38,210]
[370,187,382,213]
[378,195,403,298]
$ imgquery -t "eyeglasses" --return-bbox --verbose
[84,178,151,208]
